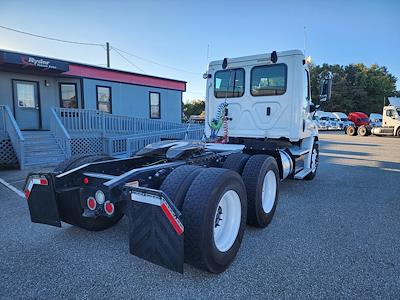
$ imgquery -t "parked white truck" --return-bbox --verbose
[371,103,400,137]
[25,50,332,274]
[369,113,383,127]
[332,112,354,130]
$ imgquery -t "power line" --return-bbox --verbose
[0,24,202,76]
[0,24,104,47]
[111,48,147,74]
[111,46,201,75]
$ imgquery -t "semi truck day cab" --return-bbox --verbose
[370,103,400,137]
[345,111,372,136]
[24,50,332,274]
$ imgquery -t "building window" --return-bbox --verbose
[251,64,287,96]
[214,68,245,98]
[60,83,78,108]
[149,92,160,119]
[16,82,36,108]
[97,86,112,113]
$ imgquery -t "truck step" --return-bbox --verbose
[289,147,310,156]
[294,168,312,179]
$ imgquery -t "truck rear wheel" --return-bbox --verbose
[55,155,124,231]
[160,165,203,210]
[346,125,357,136]
[182,168,247,273]
[242,155,280,228]
[358,126,368,136]
[222,152,250,174]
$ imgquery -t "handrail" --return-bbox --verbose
[50,108,71,157]
[104,125,205,157]
[54,108,186,135]
[1,105,25,168]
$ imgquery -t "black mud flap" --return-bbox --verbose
[25,173,61,227]
[124,186,184,273]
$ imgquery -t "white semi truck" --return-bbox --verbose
[24,50,332,274]
[332,112,354,130]
[371,101,400,137]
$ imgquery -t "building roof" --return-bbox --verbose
[0,48,186,92]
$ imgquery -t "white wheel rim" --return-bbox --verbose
[261,170,277,214]
[311,149,318,170]
[213,190,241,252]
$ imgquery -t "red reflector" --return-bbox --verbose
[83,177,89,185]
[104,201,114,215]
[40,178,48,185]
[24,190,30,200]
[87,197,96,210]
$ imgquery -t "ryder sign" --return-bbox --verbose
[0,51,69,72]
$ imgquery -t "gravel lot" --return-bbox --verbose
[1,132,399,299]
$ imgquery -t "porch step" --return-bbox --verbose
[22,131,54,138]
[24,155,66,166]
[22,131,65,168]
[24,144,62,152]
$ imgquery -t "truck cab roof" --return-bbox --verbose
[208,50,304,68]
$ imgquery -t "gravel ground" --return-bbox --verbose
[0,133,399,299]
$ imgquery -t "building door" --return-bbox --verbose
[13,80,40,130]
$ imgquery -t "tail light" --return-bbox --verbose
[104,201,114,216]
[87,197,97,210]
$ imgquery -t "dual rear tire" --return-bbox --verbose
[160,154,280,273]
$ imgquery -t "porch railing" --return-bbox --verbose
[104,125,205,157]
[54,108,186,135]
[50,108,71,157]
[0,105,25,168]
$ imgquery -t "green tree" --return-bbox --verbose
[183,99,205,121]
[310,63,397,114]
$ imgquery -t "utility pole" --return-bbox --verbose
[106,42,110,68]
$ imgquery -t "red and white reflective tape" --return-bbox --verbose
[160,200,184,236]
[24,176,48,199]
[131,191,184,236]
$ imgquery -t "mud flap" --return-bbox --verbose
[124,186,184,273]
[25,173,61,227]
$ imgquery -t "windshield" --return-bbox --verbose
[341,118,348,121]
[320,117,329,121]
[397,108,400,116]
[361,118,369,122]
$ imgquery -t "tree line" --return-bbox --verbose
[183,63,399,120]
[310,63,398,114]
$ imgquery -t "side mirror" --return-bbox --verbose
[319,71,333,102]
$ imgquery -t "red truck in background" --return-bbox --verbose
[345,112,372,136]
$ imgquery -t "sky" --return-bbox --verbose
[0,0,399,101]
